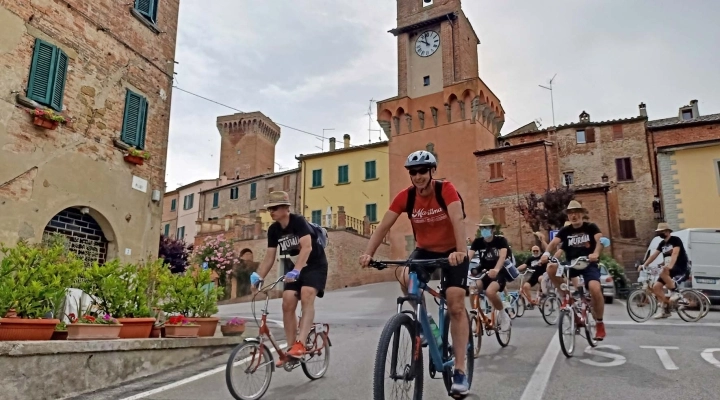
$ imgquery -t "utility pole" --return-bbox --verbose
[538,73,557,127]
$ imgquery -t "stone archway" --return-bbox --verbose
[42,207,116,265]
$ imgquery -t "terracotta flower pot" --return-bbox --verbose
[149,325,162,338]
[117,317,156,339]
[0,318,60,341]
[67,323,122,340]
[186,317,219,337]
[164,324,200,338]
[124,154,144,165]
[51,330,68,341]
[220,324,246,337]
[33,116,59,130]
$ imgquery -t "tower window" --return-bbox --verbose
[423,76,430,86]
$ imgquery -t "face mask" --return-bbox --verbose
[481,228,492,238]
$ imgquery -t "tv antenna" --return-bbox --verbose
[538,73,557,127]
[316,128,334,151]
[367,99,382,143]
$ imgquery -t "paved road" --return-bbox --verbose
[81,281,720,400]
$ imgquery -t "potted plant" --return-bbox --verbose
[186,268,220,337]
[66,312,122,340]
[220,317,246,337]
[27,107,66,130]
[164,315,200,338]
[51,321,68,341]
[123,147,151,166]
[0,240,83,341]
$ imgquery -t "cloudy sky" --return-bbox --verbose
[165,0,720,190]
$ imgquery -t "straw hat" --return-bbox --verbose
[565,200,586,213]
[655,222,673,232]
[264,191,292,208]
[477,215,495,227]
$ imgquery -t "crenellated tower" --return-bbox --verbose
[216,112,281,180]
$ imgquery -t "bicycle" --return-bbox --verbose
[508,268,553,318]
[555,257,599,358]
[225,275,331,400]
[369,258,474,400]
[626,265,707,323]
[468,271,512,359]
[537,273,562,325]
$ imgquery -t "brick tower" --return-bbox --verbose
[216,112,280,180]
[376,0,506,258]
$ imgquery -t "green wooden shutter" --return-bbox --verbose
[366,204,377,222]
[250,183,257,199]
[171,199,176,211]
[164,224,170,236]
[138,97,148,149]
[365,161,376,179]
[135,0,157,22]
[212,192,219,208]
[121,90,148,148]
[27,39,57,105]
[49,50,68,111]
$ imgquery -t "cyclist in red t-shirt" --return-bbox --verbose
[359,150,470,395]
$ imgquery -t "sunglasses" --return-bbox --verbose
[408,167,430,176]
[532,251,540,254]
[268,206,281,212]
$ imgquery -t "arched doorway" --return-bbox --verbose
[42,207,113,265]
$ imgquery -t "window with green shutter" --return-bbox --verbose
[170,199,176,211]
[163,224,170,236]
[177,226,185,239]
[365,160,377,180]
[311,210,322,225]
[366,203,378,223]
[212,192,219,208]
[312,169,322,187]
[27,39,69,112]
[134,0,159,23]
[250,182,257,199]
[121,89,149,149]
[230,187,239,200]
[183,194,194,210]
[338,165,349,184]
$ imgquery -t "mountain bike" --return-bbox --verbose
[555,257,598,358]
[225,275,331,400]
[369,258,474,399]
[468,271,512,359]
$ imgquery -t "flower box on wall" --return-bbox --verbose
[32,116,59,130]
[123,154,144,165]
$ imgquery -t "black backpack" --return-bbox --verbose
[405,180,467,226]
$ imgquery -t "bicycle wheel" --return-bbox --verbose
[441,310,474,393]
[494,310,511,347]
[676,290,704,322]
[683,289,711,319]
[225,342,273,400]
[470,311,482,359]
[372,313,423,400]
[540,296,561,325]
[558,309,575,358]
[583,309,598,348]
[516,295,526,318]
[626,289,656,323]
[301,327,330,380]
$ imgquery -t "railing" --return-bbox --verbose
[305,214,338,229]
[370,223,390,244]
[345,215,364,233]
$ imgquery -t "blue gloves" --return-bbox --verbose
[250,272,263,287]
[285,269,301,281]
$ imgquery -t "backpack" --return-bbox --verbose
[405,180,466,220]
[306,220,329,248]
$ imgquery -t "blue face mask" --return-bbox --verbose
[481,228,493,238]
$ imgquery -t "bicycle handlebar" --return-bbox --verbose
[368,257,454,270]
[467,271,488,281]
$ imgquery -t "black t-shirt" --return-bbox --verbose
[656,236,689,269]
[267,214,327,271]
[524,255,545,272]
[557,222,601,261]
[471,236,511,271]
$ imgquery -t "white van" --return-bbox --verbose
[641,228,720,304]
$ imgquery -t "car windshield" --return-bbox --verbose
[600,265,609,275]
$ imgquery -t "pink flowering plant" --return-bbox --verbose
[225,317,246,326]
[193,234,240,288]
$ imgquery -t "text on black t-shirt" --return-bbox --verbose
[471,236,511,271]
[267,214,327,270]
[557,222,601,261]
[656,236,689,269]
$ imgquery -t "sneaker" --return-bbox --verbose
[286,341,306,358]
[669,292,682,303]
[594,321,606,341]
[498,310,511,332]
[275,355,286,368]
[450,370,469,395]
[653,307,671,319]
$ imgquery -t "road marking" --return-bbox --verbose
[519,331,560,400]
[701,349,720,368]
[579,345,626,367]
[604,320,720,327]
[640,346,679,370]
[119,342,287,400]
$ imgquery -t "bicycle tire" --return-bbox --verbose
[558,309,575,358]
[301,329,330,380]
[676,290,704,323]
[372,313,424,400]
[583,309,598,348]
[225,342,273,400]
[516,295,526,318]
[626,289,656,323]
[682,289,711,319]
[441,310,474,393]
[471,312,482,359]
[540,296,560,325]
[494,310,511,348]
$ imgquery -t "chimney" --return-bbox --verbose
[690,99,700,118]
[579,111,590,123]
[639,102,647,117]
[329,137,336,151]
[343,134,350,148]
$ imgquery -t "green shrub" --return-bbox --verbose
[513,250,532,266]
[600,254,628,289]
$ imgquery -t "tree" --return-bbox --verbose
[158,235,193,274]
[516,187,576,233]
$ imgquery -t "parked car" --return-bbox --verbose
[598,263,616,304]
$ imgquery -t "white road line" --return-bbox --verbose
[640,346,679,370]
[616,299,626,308]
[604,320,720,327]
[519,331,560,400]
[119,342,287,400]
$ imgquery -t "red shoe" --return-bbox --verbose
[595,321,606,341]
[275,355,286,368]
[286,341,306,358]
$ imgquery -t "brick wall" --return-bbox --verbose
[43,207,109,264]
[651,122,720,149]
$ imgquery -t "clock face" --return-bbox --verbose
[415,30,440,57]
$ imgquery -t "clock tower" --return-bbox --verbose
[377,0,506,258]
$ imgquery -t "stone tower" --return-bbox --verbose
[216,112,280,180]
[376,0,506,258]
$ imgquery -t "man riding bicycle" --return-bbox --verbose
[359,150,471,396]
[542,200,606,341]
[468,215,513,332]
[518,246,548,305]
[250,191,328,365]
[637,222,688,319]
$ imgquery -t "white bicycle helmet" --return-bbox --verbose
[404,150,437,169]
